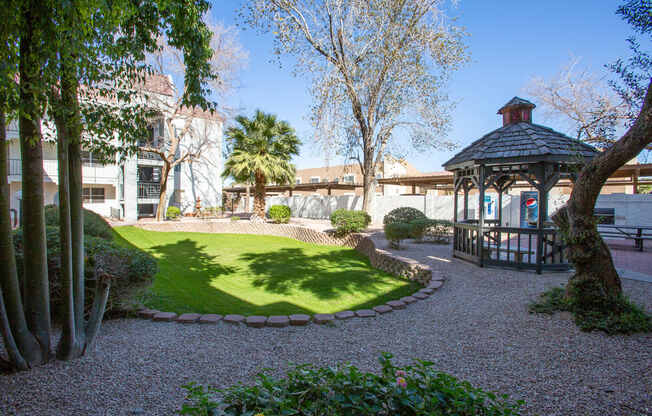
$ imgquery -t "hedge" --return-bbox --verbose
[268,205,291,223]
[330,209,371,236]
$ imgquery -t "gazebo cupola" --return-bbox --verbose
[497,96,535,125]
[442,96,599,273]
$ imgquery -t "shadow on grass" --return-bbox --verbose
[114,227,419,315]
[239,247,415,301]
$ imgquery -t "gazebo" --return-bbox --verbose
[443,97,598,273]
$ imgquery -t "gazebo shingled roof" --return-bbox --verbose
[444,103,597,169]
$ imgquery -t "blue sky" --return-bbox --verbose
[213,0,635,173]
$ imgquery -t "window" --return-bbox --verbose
[376,173,382,180]
[343,174,355,184]
[81,151,106,167]
[296,178,302,184]
[310,176,320,184]
[138,166,161,183]
[82,187,105,203]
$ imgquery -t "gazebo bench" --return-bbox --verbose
[483,244,535,263]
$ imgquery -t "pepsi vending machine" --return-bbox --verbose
[520,191,538,228]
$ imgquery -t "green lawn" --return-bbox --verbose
[113,226,419,316]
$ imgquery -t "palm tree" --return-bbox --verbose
[222,110,300,218]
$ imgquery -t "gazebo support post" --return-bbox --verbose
[534,164,547,274]
[462,181,470,221]
[478,165,486,267]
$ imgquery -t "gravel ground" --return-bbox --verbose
[1,239,651,416]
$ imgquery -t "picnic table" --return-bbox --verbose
[598,224,652,251]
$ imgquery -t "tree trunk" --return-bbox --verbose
[245,184,250,213]
[53,102,77,360]
[0,110,42,369]
[19,8,51,359]
[253,171,266,218]
[552,79,652,300]
[156,162,170,221]
[361,157,375,213]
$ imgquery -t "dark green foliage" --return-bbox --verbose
[409,218,453,243]
[330,209,371,236]
[383,207,426,226]
[529,283,651,335]
[179,353,523,416]
[166,206,181,220]
[44,204,112,240]
[384,222,413,249]
[12,226,157,318]
[268,205,291,223]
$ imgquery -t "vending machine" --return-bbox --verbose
[519,191,538,228]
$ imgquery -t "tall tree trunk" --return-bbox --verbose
[361,156,375,213]
[53,102,77,360]
[19,4,51,359]
[53,52,86,358]
[0,110,42,369]
[552,80,652,300]
[253,171,266,218]
[68,107,85,355]
[156,162,170,221]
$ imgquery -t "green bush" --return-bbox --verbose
[330,209,371,236]
[44,204,112,240]
[529,284,651,335]
[12,226,158,318]
[230,216,240,221]
[268,205,291,223]
[383,207,426,226]
[180,353,523,416]
[384,222,412,249]
[166,206,181,220]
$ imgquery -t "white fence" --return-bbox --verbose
[236,192,652,226]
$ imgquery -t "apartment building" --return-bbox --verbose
[292,156,422,196]
[5,74,223,223]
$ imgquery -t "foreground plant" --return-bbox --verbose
[179,353,523,415]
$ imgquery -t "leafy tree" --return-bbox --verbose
[551,1,651,308]
[222,111,300,219]
[242,0,467,212]
[0,0,215,370]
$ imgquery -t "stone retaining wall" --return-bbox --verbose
[137,221,432,286]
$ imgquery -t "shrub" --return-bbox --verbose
[180,353,523,416]
[12,226,158,318]
[383,206,426,226]
[384,222,412,249]
[330,209,371,236]
[44,204,112,240]
[166,206,181,220]
[529,284,651,335]
[268,205,291,223]
[230,216,240,221]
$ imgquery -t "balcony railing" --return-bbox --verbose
[9,159,21,175]
[138,182,161,199]
[9,159,59,179]
[137,150,163,161]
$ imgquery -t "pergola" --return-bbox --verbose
[443,97,598,273]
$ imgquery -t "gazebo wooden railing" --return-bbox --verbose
[453,221,569,271]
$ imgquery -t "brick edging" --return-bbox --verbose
[135,221,444,327]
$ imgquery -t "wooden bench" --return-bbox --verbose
[483,244,535,263]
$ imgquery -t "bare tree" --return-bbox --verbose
[526,57,651,152]
[144,20,247,220]
[243,0,467,212]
